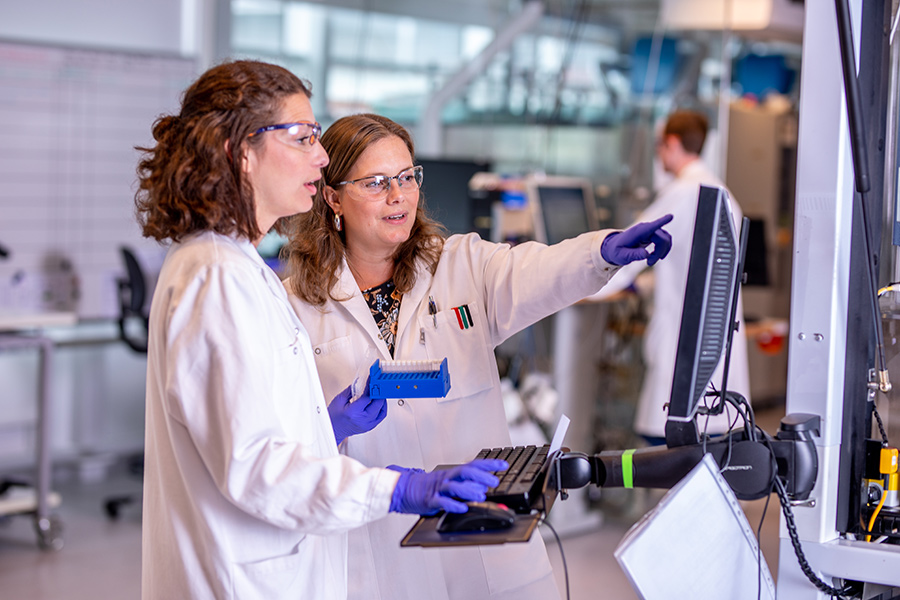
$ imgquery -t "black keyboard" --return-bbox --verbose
[475,444,551,514]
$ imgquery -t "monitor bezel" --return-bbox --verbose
[665,185,741,446]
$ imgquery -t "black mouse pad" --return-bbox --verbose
[400,512,541,547]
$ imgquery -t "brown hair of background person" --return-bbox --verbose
[663,109,709,155]
[284,113,446,307]
[135,60,311,243]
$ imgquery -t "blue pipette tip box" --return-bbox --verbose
[368,358,451,399]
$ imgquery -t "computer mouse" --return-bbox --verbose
[436,501,516,533]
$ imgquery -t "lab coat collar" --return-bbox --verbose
[677,159,712,181]
[224,233,302,328]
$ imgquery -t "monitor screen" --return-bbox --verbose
[417,158,491,235]
[527,177,598,245]
[666,186,741,446]
[742,218,770,287]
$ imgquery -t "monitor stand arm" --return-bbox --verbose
[555,413,820,502]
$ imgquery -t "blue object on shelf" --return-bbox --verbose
[369,358,451,399]
[734,54,795,99]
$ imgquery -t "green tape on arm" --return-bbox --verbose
[622,449,635,489]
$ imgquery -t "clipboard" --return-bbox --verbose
[614,453,776,600]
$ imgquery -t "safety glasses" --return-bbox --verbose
[336,165,424,200]
[247,121,322,151]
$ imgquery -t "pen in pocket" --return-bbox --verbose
[428,296,437,328]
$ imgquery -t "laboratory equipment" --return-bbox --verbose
[526,175,599,245]
[368,358,451,399]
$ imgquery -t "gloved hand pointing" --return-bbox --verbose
[327,376,387,446]
[601,214,674,267]
[387,459,508,515]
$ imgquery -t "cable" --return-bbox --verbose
[871,286,894,447]
[872,404,890,447]
[730,397,855,598]
[545,0,591,172]
[866,487,887,542]
[539,516,570,600]
[728,392,757,442]
[548,0,591,124]
[773,477,856,598]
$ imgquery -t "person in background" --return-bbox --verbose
[593,109,751,445]
[282,112,673,600]
[135,61,504,600]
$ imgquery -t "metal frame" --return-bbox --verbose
[0,333,63,551]
[777,0,900,595]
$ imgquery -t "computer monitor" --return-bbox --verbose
[417,158,491,235]
[526,176,599,245]
[666,185,745,447]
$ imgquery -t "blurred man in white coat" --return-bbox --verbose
[594,110,751,445]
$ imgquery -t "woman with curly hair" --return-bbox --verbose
[136,62,503,600]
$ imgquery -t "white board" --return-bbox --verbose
[0,40,195,318]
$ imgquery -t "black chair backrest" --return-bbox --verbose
[120,247,146,313]
[118,247,148,353]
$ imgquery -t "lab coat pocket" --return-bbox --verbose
[311,335,356,403]
[420,305,494,403]
[232,542,314,600]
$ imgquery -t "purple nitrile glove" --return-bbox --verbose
[386,459,509,515]
[601,214,674,267]
[327,375,387,446]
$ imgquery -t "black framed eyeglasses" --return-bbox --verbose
[247,121,322,150]
[336,165,424,199]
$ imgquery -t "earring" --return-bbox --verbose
[333,213,343,232]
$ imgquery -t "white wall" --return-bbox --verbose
[0,0,185,55]
[0,0,205,477]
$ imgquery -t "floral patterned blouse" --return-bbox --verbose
[361,279,402,357]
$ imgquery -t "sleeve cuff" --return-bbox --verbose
[370,467,402,517]
[591,230,624,274]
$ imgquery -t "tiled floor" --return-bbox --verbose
[0,408,786,600]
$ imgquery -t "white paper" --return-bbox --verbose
[549,414,570,454]
[614,453,775,600]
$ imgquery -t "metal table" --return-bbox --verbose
[0,311,76,550]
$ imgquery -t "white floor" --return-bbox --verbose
[0,409,786,600]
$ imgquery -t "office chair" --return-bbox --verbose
[116,247,149,353]
[104,246,148,520]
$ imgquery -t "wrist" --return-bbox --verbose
[388,468,410,513]
[600,232,623,265]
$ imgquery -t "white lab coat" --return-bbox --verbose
[141,231,399,600]
[593,160,752,438]
[285,231,620,600]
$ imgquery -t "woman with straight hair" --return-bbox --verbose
[283,113,672,600]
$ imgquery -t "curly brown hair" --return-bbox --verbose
[283,113,446,307]
[134,60,312,243]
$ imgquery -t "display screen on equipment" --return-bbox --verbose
[666,185,742,446]
[527,177,598,245]
[417,158,491,235]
